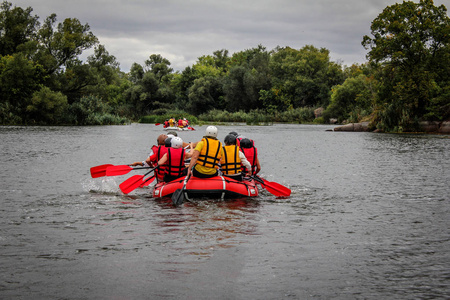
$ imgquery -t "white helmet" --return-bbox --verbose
[171,136,183,149]
[167,134,175,139]
[205,125,218,138]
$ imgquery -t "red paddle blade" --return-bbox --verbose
[264,183,291,197]
[90,164,114,178]
[140,175,155,187]
[155,123,161,126]
[106,165,133,176]
[258,177,291,197]
[119,175,145,194]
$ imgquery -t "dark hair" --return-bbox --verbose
[164,137,172,147]
[239,138,253,148]
[224,134,237,145]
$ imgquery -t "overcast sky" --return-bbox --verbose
[10,0,450,72]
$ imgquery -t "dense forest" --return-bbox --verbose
[0,0,449,132]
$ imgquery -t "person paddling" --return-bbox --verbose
[187,126,223,178]
[130,133,169,182]
[156,137,193,182]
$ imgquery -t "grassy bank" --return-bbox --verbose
[139,107,321,125]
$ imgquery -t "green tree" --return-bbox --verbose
[20,13,100,104]
[26,86,68,124]
[0,1,39,56]
[144,54,173,83]
[324,74,377,123]
[362,0,450,130]
[171,66,196,109]
[129,62,144,84]
[269,45,344,109]
[124,54,176,116]
[223,45,271,111]
[0,53,45,123]
[187,76,223,114]
[85,44,128,107]
[35,14,98,75]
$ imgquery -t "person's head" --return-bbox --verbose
[229,131,238,137]
[171,137,183,149]
[239,138,253,148]
[205,125,218,138]
[167,131,178,136]
[224,134,237,145]
[164,137,172,147]
[157,134,168,145]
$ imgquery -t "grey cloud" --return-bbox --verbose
[12,0,450,71]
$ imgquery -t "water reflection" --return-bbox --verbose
[150,197,261,259]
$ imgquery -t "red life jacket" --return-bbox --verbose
[165,148,186,177]
[240,146,258,174]
[155,145,168,180]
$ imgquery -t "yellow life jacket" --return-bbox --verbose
[197,137,222,169]
[221,145,241,175]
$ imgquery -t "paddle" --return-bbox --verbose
[106,165,151,176]
[252,175,291,197]
[172,175,190,206]
[90,164,114,178]
[155,123,161,126]
[119,166,158,194]
[140,174,155,187]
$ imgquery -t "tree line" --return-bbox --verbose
[0,0,448,132]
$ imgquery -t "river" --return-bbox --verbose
[0,124,449,299]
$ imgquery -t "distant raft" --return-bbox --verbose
[163,126,195,131]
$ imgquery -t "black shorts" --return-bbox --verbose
[223,173,243,181]
[163,169,187,182]
[192,167,218,178]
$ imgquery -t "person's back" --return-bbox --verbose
[187,126,223,178]
[220,134,251,181]
[239,138,261,175]
[157,137,192,182]
[221,144,241,175]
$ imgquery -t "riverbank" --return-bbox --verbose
[334,121,450,134]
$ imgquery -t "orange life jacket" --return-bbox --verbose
[197,137,222,169]
[221,145,241,175]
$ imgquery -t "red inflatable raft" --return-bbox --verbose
[152,175,259,199]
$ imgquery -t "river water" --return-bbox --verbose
[0,124,449,299]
